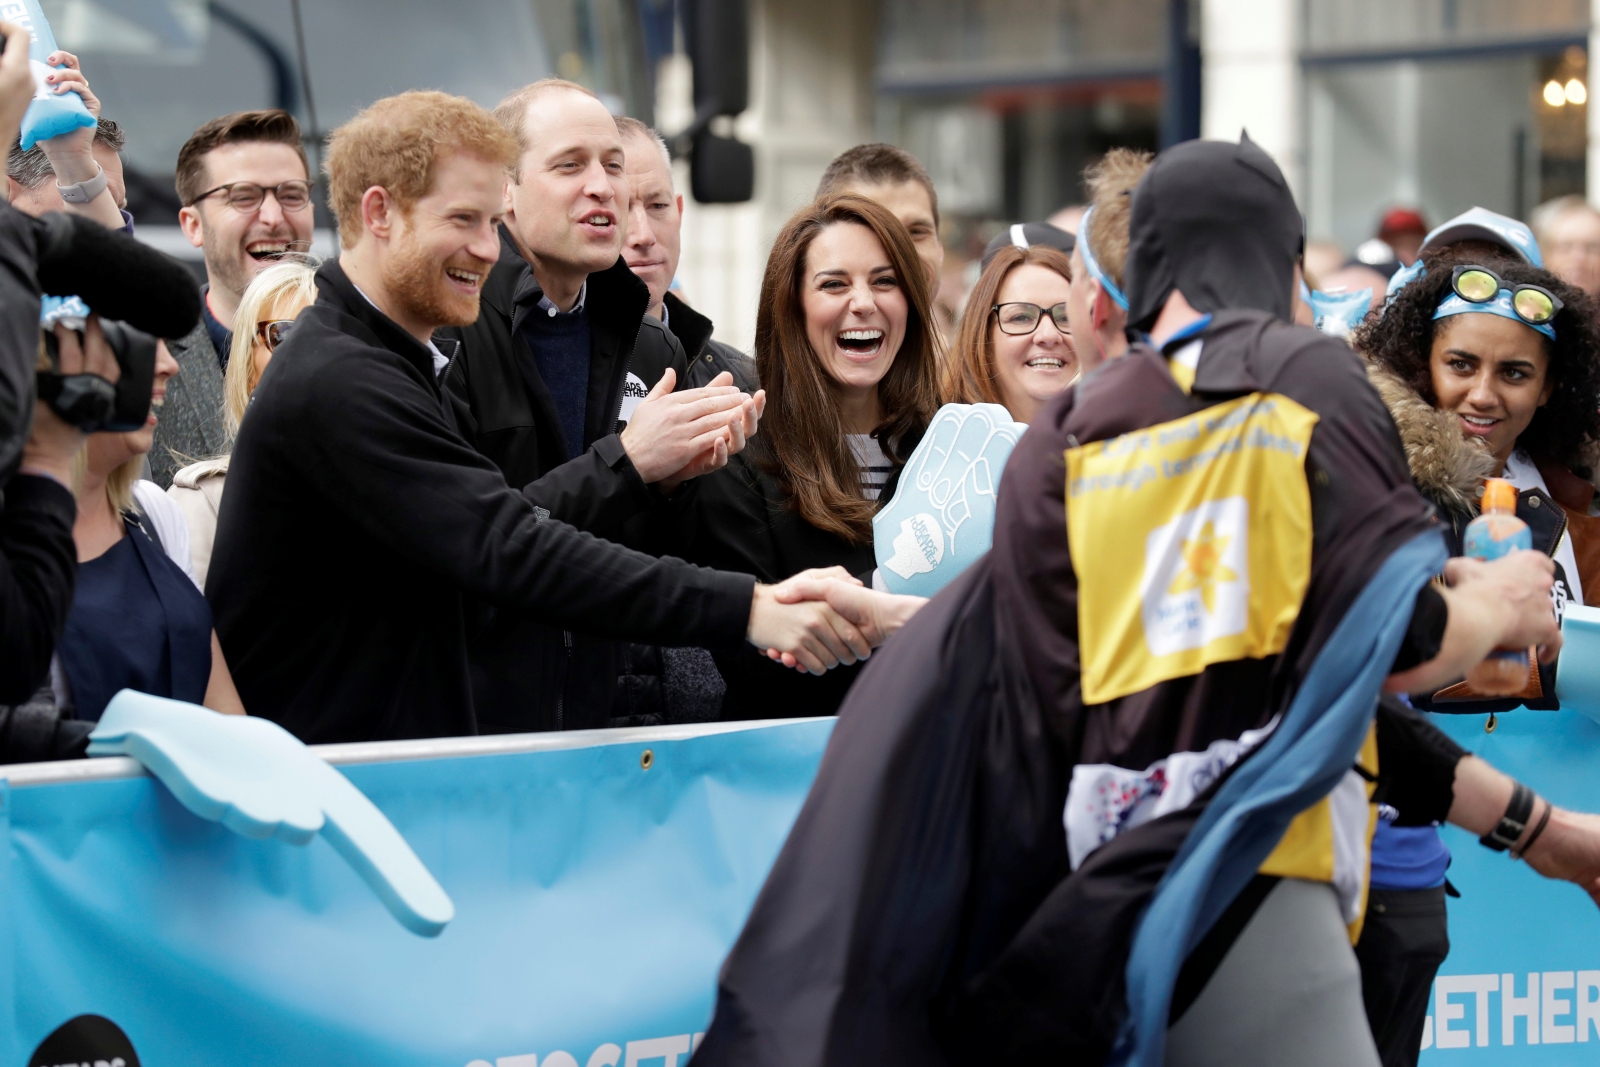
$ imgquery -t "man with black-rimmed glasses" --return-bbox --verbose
[151,109,315,486]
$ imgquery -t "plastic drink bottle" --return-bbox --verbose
[1463,478,1534,695]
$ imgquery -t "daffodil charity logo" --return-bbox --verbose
[1066,392,1318,703]
[1142,498,1250,656]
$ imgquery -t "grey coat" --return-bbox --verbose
[149,320,227,488]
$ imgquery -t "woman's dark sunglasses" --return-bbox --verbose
[992,301,1071,336]
[256,319,295,351]
[1451,265,1563,326]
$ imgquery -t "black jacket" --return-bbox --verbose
[440,229,687,507]
[663,292,758,393]
[208,260,755,745]
[669,431,918,721]
[437,231,693,732]
[0,474,77,703]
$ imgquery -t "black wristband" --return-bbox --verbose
[1481,780,1536,852]
[1513,800,1553,860]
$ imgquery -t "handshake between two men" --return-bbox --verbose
[612,366,926,674]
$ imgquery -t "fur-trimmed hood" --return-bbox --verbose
[1366,363,1495,514]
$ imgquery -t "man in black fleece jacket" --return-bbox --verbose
[208,90,872,745]
[441,80,762,733]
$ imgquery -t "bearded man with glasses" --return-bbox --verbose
[151,109,315,487]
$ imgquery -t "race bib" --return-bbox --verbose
[1066,392,1318,704]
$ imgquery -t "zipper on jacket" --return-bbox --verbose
[556,629,573,731]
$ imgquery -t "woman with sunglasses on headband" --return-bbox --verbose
[1357,252,1600,644]
[1348,248,1600,1067]
[168,257,318,586]
[942,242,1077,422]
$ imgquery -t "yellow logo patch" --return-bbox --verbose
[1066,393,1319,704]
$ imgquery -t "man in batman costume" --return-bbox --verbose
[691,136,1600,1067]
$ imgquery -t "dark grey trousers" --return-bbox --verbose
[1166,878,1382,1067]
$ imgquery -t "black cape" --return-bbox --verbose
[691,310,1441,1065]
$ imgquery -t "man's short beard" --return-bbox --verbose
[383,228,482,330]
[200,220,255,302]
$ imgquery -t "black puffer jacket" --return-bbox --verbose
[438,230,694,733]
[1368,364,1568,711]
[663,292,759,393]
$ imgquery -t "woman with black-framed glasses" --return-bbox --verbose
[942,242,1077,422]
[167,258,318,586]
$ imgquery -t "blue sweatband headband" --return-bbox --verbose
[1434,288,1556,341]
[13,0,95,151]
[1078,206,1129,312]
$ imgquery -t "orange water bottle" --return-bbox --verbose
[1463,478,1534,695]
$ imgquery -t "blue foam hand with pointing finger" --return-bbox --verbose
[8,0,96,150]
[87,690,455,937]
[873,403,1027,598]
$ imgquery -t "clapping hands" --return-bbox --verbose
[620,368,766,492]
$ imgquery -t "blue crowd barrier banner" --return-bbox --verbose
[1420,708,1600,1062]
[0,718,835,1067]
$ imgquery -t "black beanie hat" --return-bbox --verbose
[1124,132,1304,333]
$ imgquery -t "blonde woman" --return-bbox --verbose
[57,336,246,720]
[168,258,318,585]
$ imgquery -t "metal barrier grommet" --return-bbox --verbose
[1486,713,1498,734]
[640,749,654,770]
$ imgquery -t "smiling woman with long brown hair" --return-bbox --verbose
[671,193,942,719]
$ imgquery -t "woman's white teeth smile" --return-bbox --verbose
[1026,357,1065,370]
[1461,414,1499,427]
[838,329,884,355]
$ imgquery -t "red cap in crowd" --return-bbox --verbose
[1378,207,1428,240]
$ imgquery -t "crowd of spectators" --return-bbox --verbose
[6,25,1600,1066]
[1,25,1595,756]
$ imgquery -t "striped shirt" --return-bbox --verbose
[847,434,894,501]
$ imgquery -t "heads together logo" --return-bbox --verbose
[29,1014,139,1067]
[618,371,650,425]
[884,511,944,579]
[1142,496,1250,656]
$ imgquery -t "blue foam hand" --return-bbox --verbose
[87,690,455,937]
[1308,287,1373,339]
[1557,604,1600,724]
[873,402,1026,597]
[13,0,96,150]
